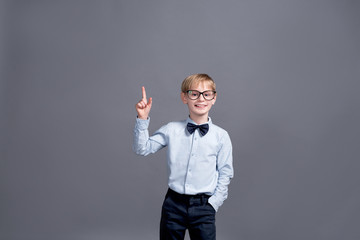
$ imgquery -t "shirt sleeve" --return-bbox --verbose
[208,132,234,212]
[133,117,167,156]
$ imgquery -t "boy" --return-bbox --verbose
[133,74,233,240]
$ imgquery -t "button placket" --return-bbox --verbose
[184,130,198,193]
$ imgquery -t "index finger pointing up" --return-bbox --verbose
[142,86,147,100]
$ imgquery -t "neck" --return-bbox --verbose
[189,113,209,125]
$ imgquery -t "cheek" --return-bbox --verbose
[206,104,213,110]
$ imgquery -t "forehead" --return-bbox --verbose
[190,81,213,90]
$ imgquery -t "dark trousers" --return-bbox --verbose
[160,188,216,240]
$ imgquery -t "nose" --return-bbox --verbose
[198,93,206,101]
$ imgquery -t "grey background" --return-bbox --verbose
[1,0,360,240]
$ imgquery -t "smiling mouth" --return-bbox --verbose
[195,104,207,108]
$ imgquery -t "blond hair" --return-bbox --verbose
[181,73,216,92]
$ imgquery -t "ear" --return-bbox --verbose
[212,94,217,105]
[181,92,188,104]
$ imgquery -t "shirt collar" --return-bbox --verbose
[186,116,212,126]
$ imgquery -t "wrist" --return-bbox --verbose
[137,115,148,120]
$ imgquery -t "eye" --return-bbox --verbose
[189,91,198,96]
[204,91,213,97]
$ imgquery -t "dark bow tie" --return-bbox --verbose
[187,123,209,136]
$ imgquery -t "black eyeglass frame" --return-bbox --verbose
[185,90,217,100]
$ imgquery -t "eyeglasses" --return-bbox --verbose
[185,90,217,100]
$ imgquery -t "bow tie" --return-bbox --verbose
[187,123,209,136]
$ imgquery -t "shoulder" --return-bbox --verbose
[157,119,186,134]
[210,123,231,141]
[166,119,187,128]
[211,122,229,135]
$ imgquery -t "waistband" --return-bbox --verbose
[167,188,211,200]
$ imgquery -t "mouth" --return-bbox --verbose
[194,104,207,108]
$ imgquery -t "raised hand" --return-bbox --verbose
[135,86,152,119]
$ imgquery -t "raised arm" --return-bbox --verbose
[135,86,152,120]
[133,87,166,156]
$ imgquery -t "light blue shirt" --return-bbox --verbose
[133,116,233,211]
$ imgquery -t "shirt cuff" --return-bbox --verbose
[135,117,150,130]
[208,196,220,212]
